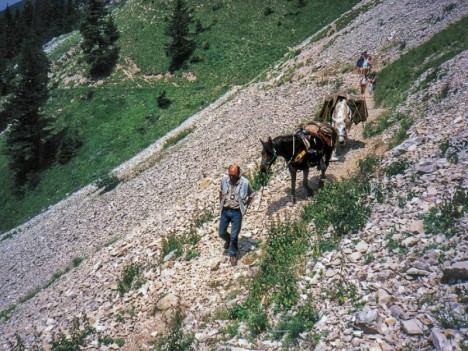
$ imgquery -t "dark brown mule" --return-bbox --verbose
[260,121,338,204]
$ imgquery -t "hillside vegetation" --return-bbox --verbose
[0,0,360,233]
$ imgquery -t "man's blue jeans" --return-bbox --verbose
[219,208,242,257]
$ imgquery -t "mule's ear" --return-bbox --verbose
[260,138,265,145]
[268,136,273,143]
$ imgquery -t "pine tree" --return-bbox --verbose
[165,0,196,72]
[3,6,19,59]
[0,15,7,96]
[5,34,51,188]
[80,0,120,78]
[16,0,34,40]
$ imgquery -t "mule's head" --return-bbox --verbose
[260,137,277,172]
[332,99,352,145]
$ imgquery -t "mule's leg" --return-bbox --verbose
[302,167,314,196]
[289,167,297,204]
[318,158,327,189]
[331,147,340,161]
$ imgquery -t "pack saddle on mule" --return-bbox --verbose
[260,121,337,204]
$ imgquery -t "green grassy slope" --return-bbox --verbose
[0,0,360,234]
[375,15,468,108]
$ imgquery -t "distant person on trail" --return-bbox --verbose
[218,164,253,266]
[368,71,377,96]
[363,54,372,76]
[356,52,365,74]
[359,74,368,95]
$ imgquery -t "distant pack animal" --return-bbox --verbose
[318,92,368,159]
[260,121,337,204]
[332,98,353,146]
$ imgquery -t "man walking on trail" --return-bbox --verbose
[219,164,253,266]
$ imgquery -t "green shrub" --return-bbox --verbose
[194,210,214,228]
[154,309,193,351]
[421,186,467,237]
[185,231,200,246]
[385,230,409,255]
[229,303,251,320]
[385,160,409,177]
[363,112,410,139]
[95,173,121,193]
[439,140,450,156]
[358,154,382,180]
[0,305,16,322]
[247,221,308,311]
[118,263,145,296]
[247,305,268,337]
[50,315,94,351]
[302,179,370,237]
[347,88,359,95]
[212,308,231,321]
[160,230,200,262]
[157,90,172,109]
[264,7,274,16]
[98,335,114,346]
[72,256,83,267]
[364,252,375,264]
[220,320,239,337]
[0,233,13,241]
[272,303,319,345]
[185,250,199,261]
[325,282,359,306]
[443,3,457,13]
[312,237,338,257]
[248,168,273,191]
[160,233,185,261]
[434,305,468,329]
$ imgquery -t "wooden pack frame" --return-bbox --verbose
[318,91,368,125]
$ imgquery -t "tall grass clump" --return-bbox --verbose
[50,315,94,351]
[247,168,273,192]
[385,160,410,177]
[375,16,468,108]
[160,230,201,262]
[95,172,121,193]
[118,262,145,296]
[358,155,382,179]
[194,210,214,228]
[363,112,411,139]
[421,185,467,238]
[153,309,194,351]
[272,302,319,346]
[302,179,371,237]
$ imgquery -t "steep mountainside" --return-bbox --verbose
[0,0,467,350]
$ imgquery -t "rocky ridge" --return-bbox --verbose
[0,0,467,350]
